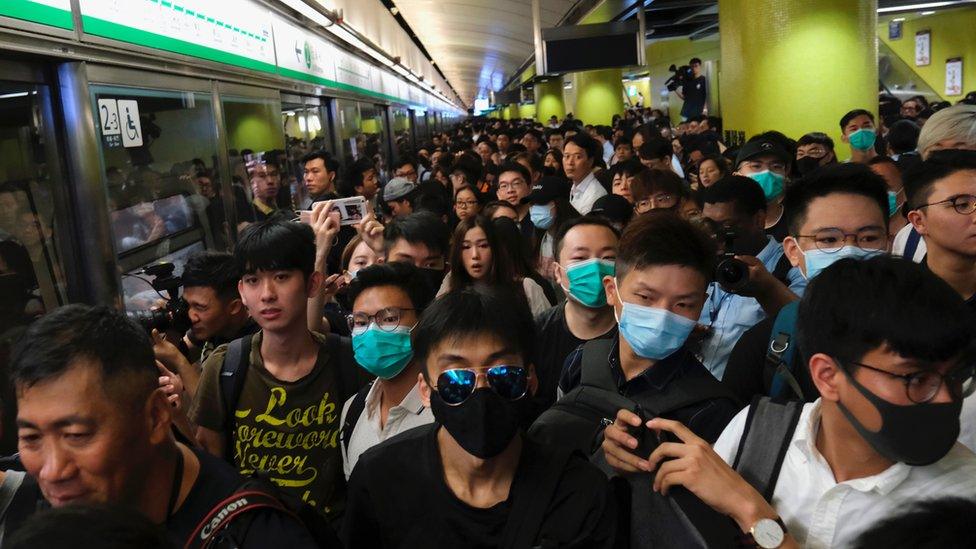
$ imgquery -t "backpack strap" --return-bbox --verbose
[184,489,297,549]
[904,226,923,262]
[579,339,617,391]
[341,381,374,455]
[766,301,805,400]
[731,396,804,502]
[219,335,254,463]
[325,333,366,402]
[499,445,574,549]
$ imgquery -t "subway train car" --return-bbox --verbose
[0,0,463,453]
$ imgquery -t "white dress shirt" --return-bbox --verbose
[569,171,607,215]
[340,380,434,480]
[713,399,976,549]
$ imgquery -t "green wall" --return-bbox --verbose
[878,7,976,101]
[224,100,284,153]
[575,68,625,126]
[645,38,720,121]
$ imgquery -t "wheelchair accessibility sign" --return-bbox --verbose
[118,100,143,148]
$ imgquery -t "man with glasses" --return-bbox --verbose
[903,150,976,451]
[496,162,535,239]
[722,163,891,403]
[392,157,419,184]
[698,175,805,380]
[795,132,837,176]
[340,262,437,480]
[342,286,617,548]
[631,169,690,215]
[734,138,793,241]
[603,254,976,549]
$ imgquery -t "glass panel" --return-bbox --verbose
[282,97,333,209]
[359,103,389,183]
[336,98,362,164]
[222,94,288,225]
[90,84,223,311]
[414,109,428,144]
[392,106,412,158]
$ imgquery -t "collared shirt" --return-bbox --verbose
[602,141,614,166]
[569,171,607,215]
[559,338,739,443]
[698,236,806,380]
[713,400,976,549]
[340,380,433,480]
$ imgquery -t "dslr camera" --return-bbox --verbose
[127,262,190,333]
[665,64,695,92]
[715,230,750,292]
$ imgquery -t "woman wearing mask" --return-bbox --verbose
[439,216,551,316]
[544,149,564,176]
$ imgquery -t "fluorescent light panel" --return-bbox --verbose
[878,1,973,13]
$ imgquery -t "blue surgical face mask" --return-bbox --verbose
[849,128,877,152]
[352,325,413,379]
[613,283,697,360]
[530,203,554,230]
[887,190,899,217]
[800,246,885,280]
[747,170,785,200]
[562,258,615,308]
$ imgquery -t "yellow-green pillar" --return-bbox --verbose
[719,0,877,154]
[534,78,566,123]
[574,68,625,126]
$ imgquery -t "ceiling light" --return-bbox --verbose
[877,1,973,13]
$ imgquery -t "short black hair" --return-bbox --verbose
[497,161,532,185]
[616,210,716,283]
[511,152,543,176]
[700,175,768,218]
[300,150,339,173]
[564,132,602,161]
[904,149,976,210]
[840,109,875,131]
[181,251,240,300]
[553,216,620,261]
[7,504,171,549]
[413,285,536,376]
[631,169,689,203]
[341,157,375,196]
[346,262,438,314]
[638,136,672,160]
[414,190,451,219]
[783,163,888,235]
[796,132,835,151]
[383,211,450,258]
[798,255,975,368]
[851,497,976,549]
[393,156,417,172]
[690,57,702,65]
[235,219,315,278]
[612,158,647,179]
[11,305,157,409]
[887,119,921,154]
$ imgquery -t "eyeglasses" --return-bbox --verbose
[454,200,479,208]
[497,180,527,192]
[840,358,976,404]
[432,365,529,405]
[795,227,887,252]
[346,307,415,335]
[916,194,976,215]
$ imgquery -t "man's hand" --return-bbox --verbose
[357,207,385,254]
[310,200,340,261]
[647,417,776,533]
[602,408,654,474]
[151,329,184,371]
[157,360,185,409]
[721,255,798,316]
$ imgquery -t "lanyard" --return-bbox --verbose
[707,283,731,326]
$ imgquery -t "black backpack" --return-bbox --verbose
[528,339,743,549]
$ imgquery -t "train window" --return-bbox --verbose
[222,95,288,226]
[336,99,389,180]
[414,110,429,144]
[282,96,331,209]
[392,106,412,159]
[0,81,69,330]
[90,85,223,311]
[360,103,390,180]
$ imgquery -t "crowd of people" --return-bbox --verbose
[3,88,976,549]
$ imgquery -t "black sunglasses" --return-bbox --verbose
[433,366,529,406]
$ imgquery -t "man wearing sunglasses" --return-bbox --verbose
[903,150,976,452]
[340,262,437,480]
[342,287,617,548]
[603,255,976,549]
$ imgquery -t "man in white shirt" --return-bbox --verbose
[340,262,437,479]
[602,255,976,548]
[564,133,607,215]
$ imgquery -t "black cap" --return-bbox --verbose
[589,194,633,225]
[735,139,791,166]
[521,176,570,205]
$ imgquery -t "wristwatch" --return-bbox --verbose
[746,517,787,549]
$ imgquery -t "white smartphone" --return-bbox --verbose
[297,196,368,226]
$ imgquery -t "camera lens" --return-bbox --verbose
[126,309,172,332]
[716,258,749,290]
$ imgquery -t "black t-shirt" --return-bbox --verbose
[531,304,616,418]
[680,76,707,118]
[342,424,617,549]
[721,316,818,404]
[167,448,317,548]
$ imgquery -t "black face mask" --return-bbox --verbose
[417,267,447,295]
[429,388,524,459]
[542,166,559,177]
[837,367,962,466]
[796,156,825,176]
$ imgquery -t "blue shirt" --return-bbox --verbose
[698,236,806,380]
